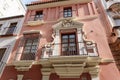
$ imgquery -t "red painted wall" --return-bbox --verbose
[1,0,120,80]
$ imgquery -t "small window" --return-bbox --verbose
[0,48,6,61]
[34,11,43,21]
[63,7,72,18]
[6,22,17,35]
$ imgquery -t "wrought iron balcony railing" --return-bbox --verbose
[14,41,98,61]
[41,41,99,58]
[20,53,36,60]
[26,15,44,26]
[28,15,43,21]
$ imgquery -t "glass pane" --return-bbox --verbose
[69,34,75,38]
[62,44,68,47]
[62,39,68,43]
[64,12,68,15]
[69,43,75,46]
[31,50,36,53]
[62,35,68,39]
[27,39,32,43]
[68,9,72,11]
[26,42,32,46]
[62,47,68,51]
[69,39,75,42]
[33,39,38,42]
[68,12,72,14]
[6,26,15,34]
[24,49,30,53]
[31,46,37,49]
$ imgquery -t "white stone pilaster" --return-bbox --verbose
[77,28,87,55]
[53,30,60,56]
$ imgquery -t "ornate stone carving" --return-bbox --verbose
[61,19,73,27]
[52,18,83,30]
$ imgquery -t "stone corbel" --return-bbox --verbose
[17,75,24,80]
[91,76,99,80]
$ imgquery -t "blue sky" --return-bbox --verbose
[21,0,38,4]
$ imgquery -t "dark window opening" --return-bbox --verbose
[63,7,72,18]
[61,33,77,56]
[34,11,43,21]
[6,22,17,35]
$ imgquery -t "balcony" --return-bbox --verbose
[25,15,45,26]
[40,41,101,78]
[41,41,99,58]
[0,27,17,36]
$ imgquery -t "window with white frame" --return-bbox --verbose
[6,22,17,35]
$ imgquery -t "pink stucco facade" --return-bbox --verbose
[1,0,120,80]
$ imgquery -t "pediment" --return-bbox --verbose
[52,18,83,30]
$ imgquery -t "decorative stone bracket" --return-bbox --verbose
[17,75,24,80]
[13,60,35,71]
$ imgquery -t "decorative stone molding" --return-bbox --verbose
[13,60,34,71]
[52,18,83,30]
[101,58,115,63]
[25,20,45,26]
[40,55,114,78]
[40,56,100,78]
[107,0,120,9]
[27,0,92,10]
[23,30,40,35]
